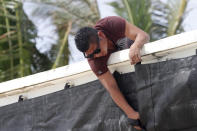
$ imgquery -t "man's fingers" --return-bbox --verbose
[132,55,137,62]
[130,50,142,65]
[137,53,142,62]
[129,54,134,65]
[135,53,141,62]
[134,126,142,130]
[131,55,141,64]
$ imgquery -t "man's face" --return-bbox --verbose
[84,42,100,58]
[84,32,108,58]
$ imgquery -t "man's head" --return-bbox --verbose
[75,27,108,58]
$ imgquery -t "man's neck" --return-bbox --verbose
[107,39,116,50]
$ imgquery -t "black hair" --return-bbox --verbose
[74,27,99,52]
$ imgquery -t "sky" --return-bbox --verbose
[183,0,197,31]
[23,0,197,64]
[23,2,59,53]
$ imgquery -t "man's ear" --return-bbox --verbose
[97,31,106,39]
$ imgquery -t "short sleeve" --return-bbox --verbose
[107,16,126,38]
[94,16,126,43]
[87,55,110,77]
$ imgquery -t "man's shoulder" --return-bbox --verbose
[95,16,125,26]
[94,16,126,44]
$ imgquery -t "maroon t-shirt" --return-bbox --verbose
[88,16,127,76]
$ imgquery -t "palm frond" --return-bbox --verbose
[52,21,72,69]
[167,0,188,36]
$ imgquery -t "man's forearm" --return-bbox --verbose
[101,77,137,118]
[132,32,150,49]
[107,83,136,116]
[128,32,149,64]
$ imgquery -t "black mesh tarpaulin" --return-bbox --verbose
[135,55,197,131]
[0,55,197,131]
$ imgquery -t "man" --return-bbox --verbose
[75,16,149,130]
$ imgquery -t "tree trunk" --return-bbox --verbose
[16,3,24,77]
[52,21,72,69]
[168,0,187,36]
[122,0,134,24]
[1,0,14,79]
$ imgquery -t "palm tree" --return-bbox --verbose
[0,0,101,82]
[52,21,72,69]
[25,0,101,68]
[1,0,14,78]
[50,0,100,68]
[109,0,189,41]
[15,1,25,77]
[0,0,52,82]
[167,0,187,36]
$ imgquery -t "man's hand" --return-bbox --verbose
[128,111,142,130]
[125,21,149,65]
[129,44,142,65]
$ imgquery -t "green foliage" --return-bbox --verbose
[0,0,52,82]
[167,0,187,36]
[26,0,100,67]
[109,0,152,31]
[0,0,100,82]
[109,0,189,41]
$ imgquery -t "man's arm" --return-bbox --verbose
[98,71,139,119]
[98,71,141,130]
[125,21,150,64]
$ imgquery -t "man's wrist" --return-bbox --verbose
[130,42,141,50]
[132,34,149,49]
[127,111,139,119]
